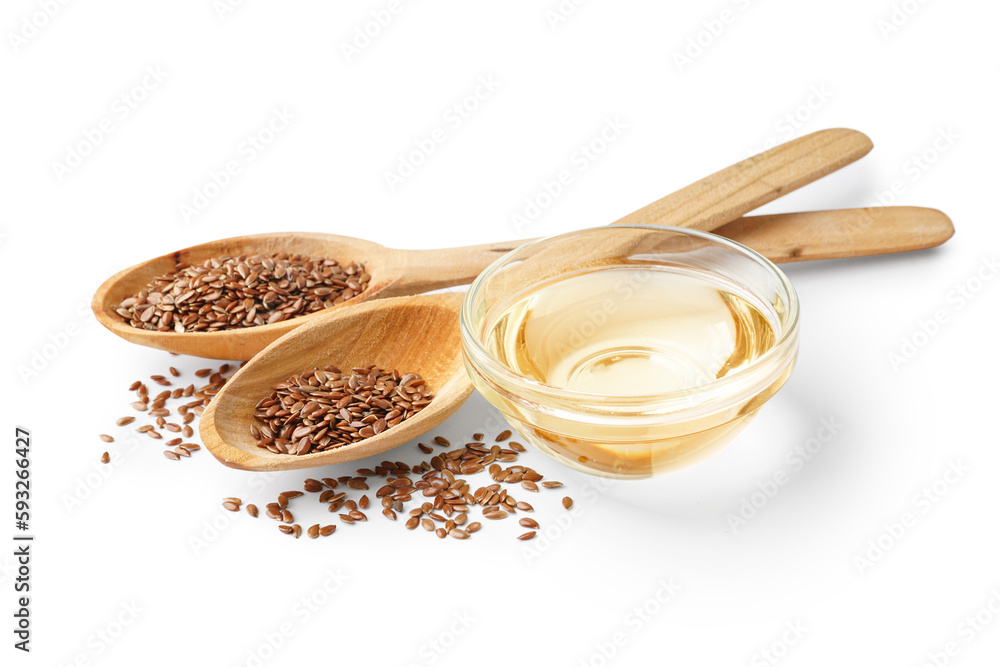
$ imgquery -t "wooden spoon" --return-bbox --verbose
[93,129,873,360]
[200,292,470,471]
[201,206,953,471]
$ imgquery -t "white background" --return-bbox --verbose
[2,1,998,665]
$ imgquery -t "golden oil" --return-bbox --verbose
[476,266,787,477]
[483,267,776,395]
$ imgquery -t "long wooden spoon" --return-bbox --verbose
[201,206,953,471]
[93,129,873,360]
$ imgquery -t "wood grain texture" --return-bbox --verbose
[612,128,873,231]
[199,292,471,471]
[713,206,954,263]
[92,205,952,359]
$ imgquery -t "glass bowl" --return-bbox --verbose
[460,225,800,479]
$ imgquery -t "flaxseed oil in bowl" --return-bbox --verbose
[461,225,800,479]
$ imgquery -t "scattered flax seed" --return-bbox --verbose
[508,442,526,452]
[100,452,110,464]
[115,253,370,333]
[473,433,484,441]
[307,524,320,539]
[562,497,573,509]
[115,416,135,426]
[433,436,449,447]
[163,450,180,461]
[246,504,259,518]
[223,501,240,512]
[99,434,114,443]
[418,443,433,454]
[169,367,180,377]
[175,447,191,458]
[496,430,512,442]
[226,427,575,544]
[252,366,432,456]
[320,525,336,536]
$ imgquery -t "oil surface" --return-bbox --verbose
[483,267,776,396]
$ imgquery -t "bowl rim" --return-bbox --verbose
[459,224,800,409]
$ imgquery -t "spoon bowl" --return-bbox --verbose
[93,129,875,359]
[199,292,471,471]
[197,206,954,472]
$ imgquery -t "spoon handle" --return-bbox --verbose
[383,129,873,296]
[715,206,954,263]
[383,206,953,295]
[611,128,873,230]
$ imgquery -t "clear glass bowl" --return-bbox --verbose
[460,225,800,479]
